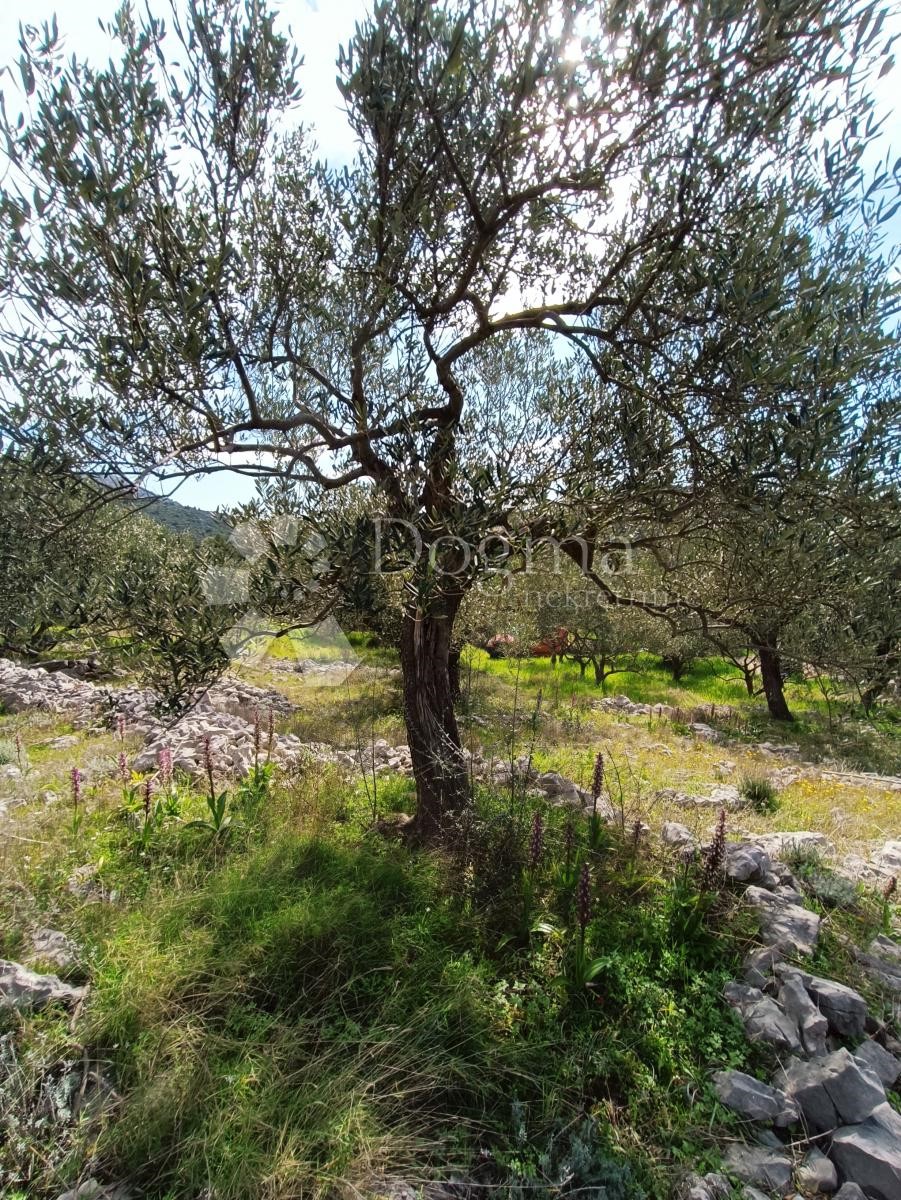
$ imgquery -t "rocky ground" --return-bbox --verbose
[1,658,899,1199]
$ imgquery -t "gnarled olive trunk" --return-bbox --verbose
[400,602,470,840]
[754,635,793,722]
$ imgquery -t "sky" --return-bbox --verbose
[0,0,368,509]
[0,0,898,514]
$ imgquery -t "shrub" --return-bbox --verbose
[739,775,779,814]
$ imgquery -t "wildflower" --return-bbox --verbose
[591,751,604,811]
[577,861,592,935]
[631,819,643,850]
[14,732,23,768]
[203,735,215,801]
[253,708,261,766]
[116,713,126,743]
[266,708,275,760]
[143,776,153,818]
[528,810,544,872]
[563,817,575,865]
[702,808,727,891]
[71,766,82,810]
[157,746,173,791]
[884,876,897,901]
[118,751,129,784]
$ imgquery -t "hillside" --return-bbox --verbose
[128,490,228,541]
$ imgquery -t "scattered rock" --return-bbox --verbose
[662,822,698,850]
[722,1144,793,1195]
[776,1049,885,1133]
[853,1039,901,1089]
[52,1181,131,1200]
[871,840,901,875]
[851,935,901,999]
[725,843,772,884]
[743,946,784,990]
[689,722,721,742]
[744,886,820,956]
[0,959,87,1011]
[830,1102,901,1200]
[536,770,574,796]
[776,965,868,1039]
[49,734,80,749]
[28,928,80,971]
[754,742,801,758]
[724,981,802,1054]
[778,974,829,1058]
[676,1172,732,1200]
[712,1070,798,1126]
[795,1147,838,1194]
[832,1185,866,1200]
[746,831,833,859]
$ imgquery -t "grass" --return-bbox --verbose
[0,646,899,1199]
[1,752,767,1200]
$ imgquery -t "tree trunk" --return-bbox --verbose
[400,605,470,840]
[755,637,793,721]
[448,647,461,703]
[742,661,757,696]
[860,636,898,714]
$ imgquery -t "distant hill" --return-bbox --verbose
[129,491,229,541]
[89,472,230,541]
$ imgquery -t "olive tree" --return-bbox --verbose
[0,0,893,835]
[0,450,135,658]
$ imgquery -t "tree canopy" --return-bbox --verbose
[1,0,899,834]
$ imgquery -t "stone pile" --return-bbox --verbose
[698,833,901,1199]
[266,657,361,677]
[129,709,322,780]
[0,658,313,782]
[595,693,736,723]
[0,658,98,716]
[656,783,745,810]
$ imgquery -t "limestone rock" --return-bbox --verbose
[0,959,87,1011]
[677,1172,732,1200]
[747,831,833,859]
[795,1147,838,1193]
[852,935,901,998]
[744,886,820,956]
[28,928,80,971]
[832,1186,866,1200]
[724,981,802,1054]
[830,1102,901,1200]
[712,1070,798,1126]
[689,722,721,742]
[853,1039,900,1089]
[775,965,868,1039]
[725,843,772,884]
[537,771,573,796]
[53,1181,131,1200]
[872,839,901,874]
[722,1144,793,1195]
[662,822,698,849]
[743,946,784,989]
[776,1049,885,1134]
[778,975,829,1058]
